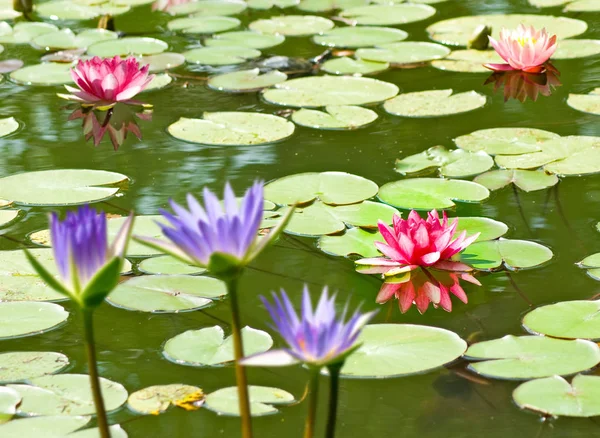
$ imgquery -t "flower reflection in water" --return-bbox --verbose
[485,64,561,103]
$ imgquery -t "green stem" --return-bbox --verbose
[227,276,253,438]
[325,362,343,438]
[82,309,111,438]
[304,368,321,438]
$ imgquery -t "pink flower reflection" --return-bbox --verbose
[485,64,561,102]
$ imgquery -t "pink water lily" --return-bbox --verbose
[152,0,191,11]
[61,56,154,106]
[484,24,557,73]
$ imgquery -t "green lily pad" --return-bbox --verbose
[431,49,503,73]
[107,275,226,313]
[0,169,127,206]
[248,15,334,36]
[36,0,130,20]
[204,386,294,416]
[10,62,73,86]
[208,69,287,93]
[167,16,240,34]
[523,301,600,340]
[527,0,568,6]
[0,387,20,424]
[578,251,600,281]
[143,73,172,91]
[0,302,68,340]
[552,39,600,59]
[514,375,600,417]
[138,256,206,275]
[340,4,436,26]
[10,374,128,416]
[312,26,407,48]
[454,127,559,155]
[320,57,389,75]
[184,46,260,65]
[292,105,378,130]
[247,0,299,9]
[265,171,378,205]
[567,90,600,116]
[318,227,383,257]
[32,28,117,51]
[168,0,246,15]
[356,42,450,65]
[427,14,587,46]
[128,384,204,415]
[465,335,600,380]
[262,75,398,108]
[0,0,20,19]
[460,238,553,271]
[204,31,285,49]
[342,324,467,378]
[395,146,494,178]
[449,216,508,241]
[87,37,168,57]
[168,112,294,146]
[0,117,18,138]
[0,416,90,438]
[565,0,600,11]
[139,53,185,73]
[0,352,70,383]
[377,178,490,210]
[385,89,486,118]
[474,169,559,192]
[0,22,57,44]
[298,0,366,12]
[163,326,273,367]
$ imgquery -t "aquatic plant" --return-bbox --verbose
[152,0,191,11]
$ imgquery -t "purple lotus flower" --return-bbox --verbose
[243,287,377,368]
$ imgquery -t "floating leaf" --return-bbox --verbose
[565,0,600,11]
[431,49,503,73]
[474,169,559,192]
[321,57,389,75]
[138,256,206,275]
[523,301,600,340]
[36,1,130,20]
[318,227,383,257]
[0,22,57,44]
[0,117,18,138]
[0,0,20,19]
[459,238,552,270]
[578,252,600,280]
[340,4,436,26]
[10,62,73,86]
[567,89,600,116]
[552,39,600,59]
[139,53,185,73]
[128,384,204,415]
[454,127,559,155]
[32,29,117,51]
[204,31,285,49]
[312,26,407,48]
[395,146,494,178]
[262,75,398,108]
[107,275,226,313]
[168,0,247,15]
[384,90,486,118]
[248,15,334,36]
[465,335,600,380]
[87,37,168,57]
[298,0,366,12]
[0,302,68,340]
[0,352,69,383]
[292,105,378,130]
[208,69,287,93]
[0,387,20,424]
[184,46,260,66]
[0,416,90,438]
[342,324,467,378]
[163,326,273,367]
[378,178,490,210]
[247,0,299,9]
[10,374,128,416]
[167,16,240,34]
[204,386,294,416]
[356,42,450,65]
[144,73,172,91]
[168,112,294,146]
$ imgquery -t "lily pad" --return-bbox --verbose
[0,416,90,438]
[0,169,127,206]
[0,387,20,424]
[0,352,70,383]
[431,49,503,73]
[138,256,206,275]
[184,46,260,65]
[321,57,389,75]
[204,31,285,49]
[395,146,494,178]
[523,301,600,340]
[262,75,398,108]
[465,335,600,380]
[0,0,20,20]
[36,1,130,20]
[356,42,450,65]
[565,0,600,11]
[552,39,600,59]
[204,386,294,416]
[292,105,378,130]
[340,4,436,26]
[567,89,600,116]
[0,117,19,137]
[168,112,294,146]
[0,22,57,45]
[312,26,407,48]
[384,90,486,118]
[318,227,383,257]
[87,37,168,57]
[377,178,490,210]
[163,326,273,367]
[298,0,366,12]
[246,0,298,9]
[342,324,467,378]
[167,16,240,34]
[474,169,559,192]
[107,275,226,313]
[32,29,117,51]
[10,374,128,416]
[248,15,334,37]
[513,375,600,417]
[208,69,287,93]
[454,127,559,155]
[10,63,73,86]
[578,252,600,281]
[128,384,204,415]
[0,302,68,340]
[168,0,247,15]
[459,238,552,271]
[139,53,185,73]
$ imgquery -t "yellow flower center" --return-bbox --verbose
[516,36,536,46]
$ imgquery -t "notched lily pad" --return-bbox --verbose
[454,127,559,155]
[0,351,69,383]
[128,384,204,415]
[320,57,389,75]
[523,300,600,340]
[356,42,450,66]
[32,29,117,51]
[474,169,559,192]
[431,50,503,73]
[248,15,334,36]
[138,256,206,275]
[204,31,285,49]
[87,37,168,57]
[167,16,241,34]
[384,89,486,118]
[10,62,73,86]
[395,146,494,178]
[292,105,378,130]
[340,4,436,26]
[205,386,294,417]
[208,69,287,93]
[184,46,261,66]
[459,238,553,271]
[553,39,600,59]
[312,26,407,48]
[567,88,600,116]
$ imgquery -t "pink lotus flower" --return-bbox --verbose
[484,25,557,73]
[61,56,154,106]
[152,0,192,12]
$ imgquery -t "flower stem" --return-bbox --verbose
[304,368,321,438]
[82,309,111,438]
[325,362,343,438]
[227,276,253,438]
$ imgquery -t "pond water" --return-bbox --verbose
[3,0,600,436]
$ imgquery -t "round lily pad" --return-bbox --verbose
[0,169,127,206]
[465,335,600,380]
[10,374,128,416]
[385,89,486,117]
[454,127,559,155]
[459,238,552,271]
[395,146,494,178]
[474,169,559,192]
[321,57,389,75]
[356,42,450,65]
[204,31,285,49]
[205,386,294,416]
[0,22,57,44]
[564,0,600,11]
[184,46,260,66]
[377,178,490,210]
[513,375,600,417]
[138,256,206,275]
[523,301,600,340]
[248,15,334,36]
[168,0,247,15]
[0,302,68,340]
[0,352,69,383]
[87,37,168,57]
[0,117,19,138]
[0,0,20,20]
[10,63,73,86]
[292,105,378,130]
[36,0,130,20]
[167,16,240,34]
[312,26,407,48]
[144,73,172,91]
[340,4,436,26]
[427,14,588,46]
[0,387,20,424]
[163,325,273,367]
[168,112,294,146]
[318,227,382,257]
[262,75,398,107]
[450,216,508,241]
[298,0,366,12]
[265,171,378,205]
[107,275,226,313]
[32,29,117,51]
[0,416,90,438]
[128,384,204,415]
[246,0,299,9]
[342,324,467,378]
[139,53,185,73]
[431,49,503,73]
[552,39,600,59]
[567,90,600,116]
[208,69,287,93]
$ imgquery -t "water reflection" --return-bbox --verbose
[67,103,152,151]
[485,64,561,103]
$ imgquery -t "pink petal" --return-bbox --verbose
[376,282,401,303]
